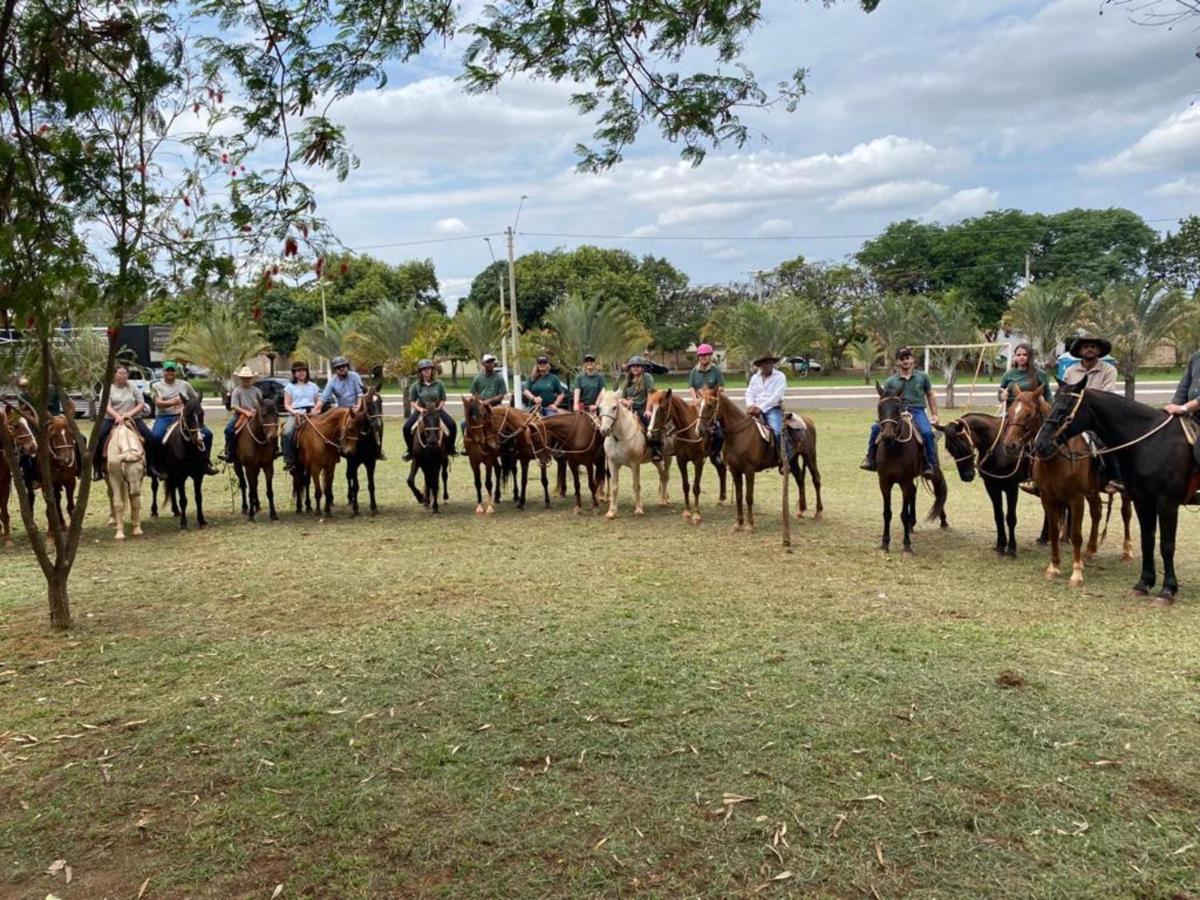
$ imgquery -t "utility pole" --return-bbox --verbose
[484,236,509,387]
[506,225,521,407]
[1025,253,1033,285]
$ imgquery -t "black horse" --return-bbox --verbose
[150,396,209,530]
[406,409,451,513]
[938,413,1048,557]
[1035,383,1199,603]
[873,388,948,555]
[346,389,384,516]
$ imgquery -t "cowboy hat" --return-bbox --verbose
[330,355,350,369]
[290,360,309,371]
[626,355,648,368]
[235,366,255,379]
[752,354,780,367]
[1068,333,1112,358]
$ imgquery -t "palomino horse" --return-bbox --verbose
[531,411,607,514]
[232,404,281,522]
[938,412,1049,557]
[294,407,361,518]
[596,389,669,519]
[0,404,38,547]
[151,396,211,530]
[346,388,384,516]
[696,387,785,534]
[869,387,949,555]
[646,388,725,525]
[1003,386,1131,588]
[104,420,146,540]
[463,395,504,515]
[406,409,452,513]
[1036,382,1198,603]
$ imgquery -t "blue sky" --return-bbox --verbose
[300,0,1200,304]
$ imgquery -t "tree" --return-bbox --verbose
[248,287,320,357]
[705,295,823,375]
[1169,300,1200,363]
[923,292,981,408]
[773,257,875,370]
[1150,216,1200,293]
[536,294,650,380]
[1079,280,1192,401]
[169,308,270,396]
[847,336,882,385]
[454,302,504,366]
[861,294,931,362]
[316,254,444,318]
[296,317,357,369]
[1035,209,1157,294]
[1002,281,1087,369]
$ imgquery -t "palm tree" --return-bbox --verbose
[861,294,930,362]
[847,336,882,385]
[168,306,268,396]
[1079,279,1192,400]
[537,294,650,380]
[704,294,822,377]
[454,301,503,365]
[1003,281,1086,369]
[924,292,980,408]
[296,316,357,372]
[346,300,440,416]
[1168,299,1200,364]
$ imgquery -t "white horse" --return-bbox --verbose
[105,420,145,540]
[596,389,669,519]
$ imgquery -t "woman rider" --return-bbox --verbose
[91,364,155,481]
[523,356,567,415]
[999,342,1052,404]
[572,353,606,413]
[219,367,263,463]
[281,361,319,473]
[688,343,724,464]
[620,355,657,458]
[403,359,458,458]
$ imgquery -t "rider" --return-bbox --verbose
[16,374,62,417]
[999,342,1053,403]
[151,361,218,476]
[403,359,458,459]
[572,353,606,413]
[315,355,384,460]
[219,366,263,463]
[1061,333,1122,494]
[745,353,788,472]
[861,346,940,477]
[91,364,155,482]
[620,355,657,457]
[523,356,567,415]
[470,353,508,408]
[281,360,319,474]
[689,343,724,465]
[1167,347,1200,503]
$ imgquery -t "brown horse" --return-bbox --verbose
[463,395,504,515]
[530,411,607,514]
[492,406,551,510]
[1,404,38,547]
[44,414,81,525]
[870,388,948,555]
[406,408,452,513]
[697,387,784,534]
[784,413,824,521]
[232,404,281,522]
[1003,386,1132,588]
[294,407,361,517]
[646,389,726,525]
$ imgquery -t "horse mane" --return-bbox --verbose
[1076,385,1165,423]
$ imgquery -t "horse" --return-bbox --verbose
[596,389,669,519]
[294,407,361,518]
[784,413,823,522]
[1035,383,1195,603]
[492,406,551,510]
[44,414,81,526]
[646,388,724,525]
[696,387,788,534]
[346,388,384,516]
[0,404,38,548]
[232,404,281,522]
[151,396,210,530]
[406,408,452,513]
[530,410,607,514]
[937,412,1046,557]
[869,387,948,555]
[463,395,504,515]
[104,420,146,540]
[1003,386,1132,589]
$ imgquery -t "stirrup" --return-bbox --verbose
[860,456,876,472]
[1020,481,1040,496]
[402,450,413,461]
[1102,480,1125,495]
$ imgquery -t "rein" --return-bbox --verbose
[1053,387,1181,455]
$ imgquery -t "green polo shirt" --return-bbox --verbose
[881,371,933,408]
[622,372,655,413]
[470,370,507,401]
[999,367,1053,402]
[526,372,566,408]
[573,371,606,406]
[409,379,446,409]
[688,364,724,392]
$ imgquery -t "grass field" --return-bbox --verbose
[2,409,1200,899]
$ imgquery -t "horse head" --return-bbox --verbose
[1000,385,1045,456]
[596,389,620,437]
[260,402,281,448]
[875,385,905,441]
[696,387,721,437]
[463,395,500,453]
[935,419,976,483]
[645,389,671,442]
[364,389,384,446]
[1034,381,1086,458]
[2,403,37,456]
[45,416,77,470]
[181,397,208,454]
[339,408,363,457]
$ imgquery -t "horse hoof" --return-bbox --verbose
[634,508,644,517]
[115,532,125,541]
[132,528,144,537]
[681,510,691,521]
[475,504,484,515]
[106,518,116,528]
[1133,583,1150,597]
[1069,573,1084,588]
[813,511,823,521]
[1045,566,1059,580]
[1153,592,1176,606]
[878,544,889,553]
[901,548,914,559]
[1005,548,1017,559]
[730,524,742,534]
[692,515,701,526]
[795,511,805,521]
[573,506,582,515]
[605,511,617,520]
[486,506,496,516]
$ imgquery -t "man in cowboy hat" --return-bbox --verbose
[689,342,724,465]
[314,355,364,414]
[861,346,939,477]
[1062,334,1118,393]
[151,360,218,475]
[219,366,263,463]
[745,353,789,472]
[523,355,568,415]
[470,353,508,408]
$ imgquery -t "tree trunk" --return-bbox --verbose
[400,377,412,418]
[48,569,71,629]
[862,364,870,385]
[944,367,957,409]
[1125,370,1136,402]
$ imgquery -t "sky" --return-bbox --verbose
[299,0,1200,307]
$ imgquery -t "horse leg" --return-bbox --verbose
[111,476,125,540]
[1131,496,1158,596]
[247,467,259,522]
[1004,483,1018,558]
[605,463,621,520]
[483,461,495,515]
[347,461,359,517]
[678,458,692,523]
[0,476,11,548]
[1084,492,1101,558]
[745,471,757,533]
[632,463,645,516]
[540,462,550,509]
[322,465,334,517]
[150,474,159,518]
[194,474,207,528]
[717,459,728,505]
[407,462,425,505]
[518,458,529,510]
[105,476,117,528]
[1156,499,1180,603]
[901,481,916,556]
[236,462,248,514]
[985,481,1005,554]
[657,459,670,507]
[473,460,486,515]
[792,457,806,519]
[731,469,745,533]
[571,463,582,514]
[1120,494,1133,562]
[177,479,189,531]
[441,458,450,502]
[1069,495,1086,588]
[129,473,143,537]
[556,458,567,498]
[429,459,441,514]
[366,459,378,514]
[1043,498,1060,580]
[265,466,278,521]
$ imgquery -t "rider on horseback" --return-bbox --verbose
[1060,334,1123,495]
[281,360,319,474]
[523,356,567,416]
[745,354,789,473]
[151,361,218,476]
[620,356,657,458]
[315,356,385,461]
[470,353,508,408]
[403,359,458,459]
[1165,347,1200,503]
[219,367,263,463]
[573,353,606,413]
[689,344,724,466]
[861,347,939,477]
[92,364,156,482]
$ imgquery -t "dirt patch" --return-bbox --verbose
[994,670,1026,689]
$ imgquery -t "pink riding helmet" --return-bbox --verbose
[696,343,714,356]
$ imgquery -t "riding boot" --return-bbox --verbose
[92,456,106,482]
[402,432,414,461]
[218,438,234,463]
[860,454,876,472]
[1020,481,1040,496]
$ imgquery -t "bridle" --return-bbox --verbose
[46,419,77,469]
[948,415,1022,479]
[4,409,37,455]
[1046,386,1180,455]
[877,399,915,444]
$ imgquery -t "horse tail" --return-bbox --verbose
[924,467,948,523]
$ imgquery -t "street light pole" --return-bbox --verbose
[507,195,528,408]
[484,237,509,383]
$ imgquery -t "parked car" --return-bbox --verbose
[785,356,823,374]
[645,361,670,375]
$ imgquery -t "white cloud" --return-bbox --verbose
[829,179,949,213]
[754,218,795,237]
[1151,177,1200,198]
[703,241,746,262]
[435,217,469,235]
[923,187,1000,223]
[1084,106,1200,176]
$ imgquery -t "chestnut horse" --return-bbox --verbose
[493,406,551,510]
[646,388,725,525]
[232,404,281,522]
[697,387,782,534]
[44,414,82,525]
[294,407,361,518]
[784,414,824,521]
[1,404,38,547]
[530,410,607,514]
[463,395,504,515]
[1003,386,1131,588]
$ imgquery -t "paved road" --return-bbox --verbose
[198,381,1184,416]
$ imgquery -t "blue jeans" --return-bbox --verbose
[224,415,238,441]
[868,407,937,470]
[761,406,783,438]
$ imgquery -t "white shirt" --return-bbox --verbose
[745,369,787,412]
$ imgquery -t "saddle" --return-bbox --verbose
[747,411,773,444]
